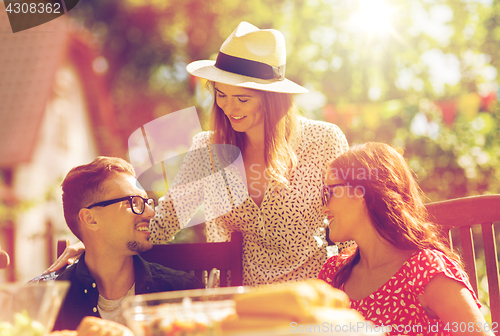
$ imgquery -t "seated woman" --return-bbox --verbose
[318,142,493,336]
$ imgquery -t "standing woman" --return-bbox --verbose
[150,21,350,286]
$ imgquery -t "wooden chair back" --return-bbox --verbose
[426,194,500,326]
[140,231,243,287]
[57,231,243,288]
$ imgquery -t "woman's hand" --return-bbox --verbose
[44,241,85,273]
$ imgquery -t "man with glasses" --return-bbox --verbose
[31,156,202,331]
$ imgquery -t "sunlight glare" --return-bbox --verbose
[348,0,395,37]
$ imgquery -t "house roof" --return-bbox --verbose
[0,11,71,168]
[0,11,123,168]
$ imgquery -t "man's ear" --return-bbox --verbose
[78,208,99,232]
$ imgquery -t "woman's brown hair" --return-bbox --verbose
[329,142,461,288]
[208,82,300,187]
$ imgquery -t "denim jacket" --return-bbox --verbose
[30,252,203,331]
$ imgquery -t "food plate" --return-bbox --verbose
[123,287,244,336]
[123,286,386,336]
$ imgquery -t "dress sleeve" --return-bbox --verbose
[323,123,349,164]
[318,254,351,287]
[406,249,480,308]
[149,132,212,243]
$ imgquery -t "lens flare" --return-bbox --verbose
[348,0,396,37]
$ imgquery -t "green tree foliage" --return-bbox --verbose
[68,0,499,200]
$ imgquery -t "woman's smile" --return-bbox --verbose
[215,83,264,134]
[228,115,247,122]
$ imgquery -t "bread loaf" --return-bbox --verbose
[220,279,362,333]
[49,330,77,336]
[76,317,134,336]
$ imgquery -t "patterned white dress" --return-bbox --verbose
[150,117,349,286]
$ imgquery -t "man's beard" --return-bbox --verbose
[127,239,152,254]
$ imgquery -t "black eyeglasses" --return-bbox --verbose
[321,183,346,206]
[86,195,155,215]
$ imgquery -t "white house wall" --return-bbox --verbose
[13,63,98,282]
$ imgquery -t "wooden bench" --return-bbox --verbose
[426,194,500,327]
[140,231,242,287]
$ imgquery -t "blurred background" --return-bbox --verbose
[0,0,499,317]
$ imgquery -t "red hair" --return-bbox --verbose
[329,142,461,288]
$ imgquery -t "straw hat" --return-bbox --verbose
[186,22,308,94]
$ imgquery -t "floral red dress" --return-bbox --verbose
[318,249,480,335]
